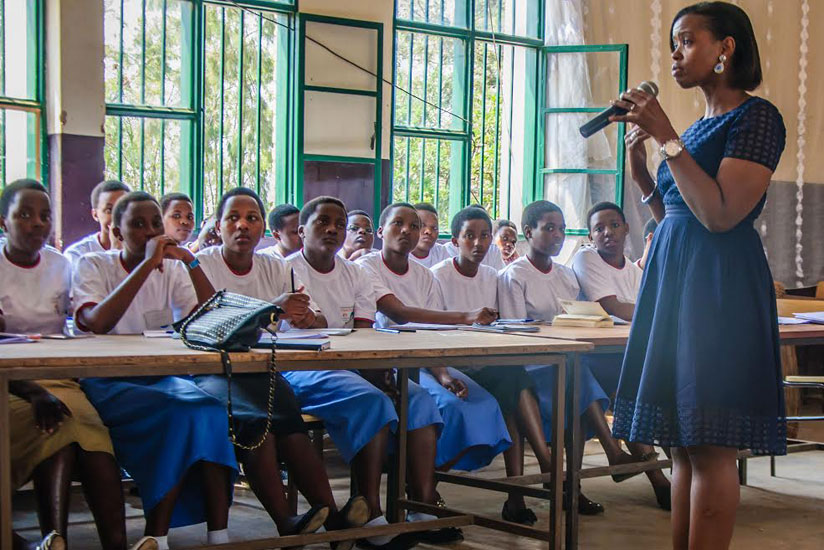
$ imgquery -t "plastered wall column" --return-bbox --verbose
[46,0,106,249]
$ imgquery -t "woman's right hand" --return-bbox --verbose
[144,235,178,271]
[625,123,652,184]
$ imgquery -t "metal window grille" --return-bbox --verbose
[103,0,295,222]
[392,0,543,234]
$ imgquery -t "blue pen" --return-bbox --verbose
[375,328,401,334]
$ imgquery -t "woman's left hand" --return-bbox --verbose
[438,373,468,399]
[610,88,679,144]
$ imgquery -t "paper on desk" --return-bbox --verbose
[779,316,810,325]
[793,312,824,324]
[609,316,630,326]
[388,323,458,331]
[143,330,175,338]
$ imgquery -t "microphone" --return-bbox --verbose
[578,81,659,138]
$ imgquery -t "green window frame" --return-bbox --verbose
[0,0,47,188]
[537,44,628,235]
[103,0,296,223]
[392,0,544,235]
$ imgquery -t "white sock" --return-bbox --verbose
[154,536,169,550]
[364,516,393,546]
[406,511,437,523]
[207,529,230,545]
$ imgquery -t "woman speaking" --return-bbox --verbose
[609,2,786,549]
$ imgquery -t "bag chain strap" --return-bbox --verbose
[177,290,278,451]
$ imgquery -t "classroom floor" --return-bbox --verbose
[12,412,824,549]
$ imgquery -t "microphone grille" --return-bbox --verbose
[639,81,659,97]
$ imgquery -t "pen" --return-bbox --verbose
[290,268,296,293]
[375,328,401,334]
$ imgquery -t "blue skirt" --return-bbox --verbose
[81,376,239,528]
[527,364,610,441]
[282,370,398,463]
[613,205,786,456]
[419,368,512,471]
[584,353,623,404]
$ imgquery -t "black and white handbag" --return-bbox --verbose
[174,290,283,450]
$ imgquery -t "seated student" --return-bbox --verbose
[63,180,131,267]
[288,196,443,549]
[339,209,375,261]
[493,219,519,266]
[431,207,551,526]
[73,191,239,550]
[571,202,671,509]
[160,192,195,245]
[408,203,451,268]
[194,188,367,547]
[188,215,221,253]
[443,205,505,271]
[356,203,510,505]
[498,200,638,515]
[259,204,302,258]
[1,180,154,550]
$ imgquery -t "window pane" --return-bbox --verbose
[394,31,466,132]
[1,1,38,100]
[396,0,467,28]
[544,113,619,171]
[545,50,624,109]
[104,115,187,197]
[474,0,540,39]
[104,0,190,107]
[0,109,40,185]
[543,173,617,230]
[393,135,461,232]
[471,42,534,221]
[203,5,286,216]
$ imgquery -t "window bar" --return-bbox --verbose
[255,13,262,196]
[492,44,502,215]
[479,42,488,203]
[404,33,414,202]
[117,0,125,180]
[506,41,515,219]
[419,10,429,202]
[160,0,167,194]
[218,7,225,198]
[236,9,245,189]
[139,0,147,190]
[1,1,5,185]
[498,0,503,34]
[434,33,444,210]
[512,0,516,35]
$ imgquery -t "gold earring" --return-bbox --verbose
[714,54,727,74]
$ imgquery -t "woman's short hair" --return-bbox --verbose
[671,2,762,91]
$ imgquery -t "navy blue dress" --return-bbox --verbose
[612,97,787,456]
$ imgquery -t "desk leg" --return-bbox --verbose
[388,369,409,523]
[565,354,581,550]
[548,358,565,550]
[0,375,11,550]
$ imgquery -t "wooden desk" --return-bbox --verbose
[0,331,591,550]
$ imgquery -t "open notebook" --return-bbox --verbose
[552,300,615,328]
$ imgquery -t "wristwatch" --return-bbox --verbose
[660,138,685,160]
[186,257,200,271]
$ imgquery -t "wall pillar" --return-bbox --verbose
[46,0,106,249]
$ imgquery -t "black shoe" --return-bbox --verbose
[282,505,330,536]
[562,490,605,515]
[654,484,672,511]
[501,500,538,526]
[332,496,370,550]
[414,526,463,545]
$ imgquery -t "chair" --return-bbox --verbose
[770,376,824,477]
